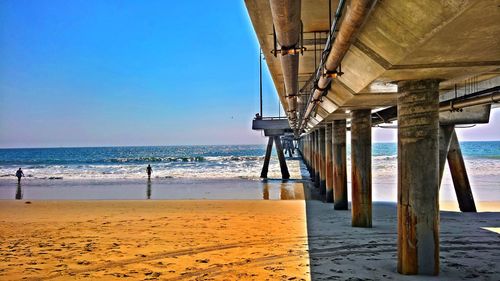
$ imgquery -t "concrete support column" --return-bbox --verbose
[438,125,454,186]
[307,134,312,168]
[351,110,372,227]
[311,132,316,179]
[306,134,311,170]
[304,136,308,168]
[319,127,326,196]
[448,130,477,212]
[260,137,274,178]
[397,79,440,275]
[333,120,348,210]
[315,130,321,187]
[311,132,316,183]
[325,123,334,203]
[274,136,290,179]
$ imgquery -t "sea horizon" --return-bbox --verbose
[2,139,500,150]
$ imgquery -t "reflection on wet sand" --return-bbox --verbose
[262,180,306,200]
[146,179,152,199]
[263,182,269,200]
[15,183,23,200]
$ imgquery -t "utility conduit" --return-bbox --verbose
[300,0,377,131]
[269,0,302,129]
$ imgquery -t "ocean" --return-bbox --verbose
[0,143,499,200]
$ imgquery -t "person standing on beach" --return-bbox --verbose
[16,168,24,184]
[146,164,153,180]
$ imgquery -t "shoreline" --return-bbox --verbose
[1,176,499,210]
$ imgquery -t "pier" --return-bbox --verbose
[246,0,499,276]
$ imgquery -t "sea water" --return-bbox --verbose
[1,143,499,180]
[0,145,271,180]
[0,143,498,200]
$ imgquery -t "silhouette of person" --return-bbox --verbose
[16,168,24,184]
[146,165,153,180]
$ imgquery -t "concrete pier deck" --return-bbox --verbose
[246,0,499,277]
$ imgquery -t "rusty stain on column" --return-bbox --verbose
[325,123,334,203]
[333,119,348,210]
[447,129,477,212]
[319,126,326,197]
[351,110,372,227]
[397,79,440,275]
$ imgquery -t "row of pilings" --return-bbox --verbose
[297,79,441,275]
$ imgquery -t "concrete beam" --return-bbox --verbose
[439,104,491,125]
[264,129,286,136]
[253,119,291,130]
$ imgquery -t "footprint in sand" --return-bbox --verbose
[144,271,161,278]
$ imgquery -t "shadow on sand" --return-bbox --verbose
[296,155,500,280]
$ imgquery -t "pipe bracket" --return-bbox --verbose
[323,64,344,78]
[314,82,329,92]
[271,46,307,56]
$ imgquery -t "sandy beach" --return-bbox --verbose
[0,200,310,280]
[1,195,499,280]
[1,156,499,280]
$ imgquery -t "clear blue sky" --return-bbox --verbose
[0,0,498,148]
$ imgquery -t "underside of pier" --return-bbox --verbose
[246,0,499,276]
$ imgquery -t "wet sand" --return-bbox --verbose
[0,200,310,280]
[0,178,311,200]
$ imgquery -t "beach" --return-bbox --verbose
[0,200,310,280]
[1,145,499,280]
[2,0,499,279]
[1,192,499,280]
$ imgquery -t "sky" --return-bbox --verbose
[0,0,498,148]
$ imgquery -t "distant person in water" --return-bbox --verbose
[16,168,24,184]
[146,165,153,180]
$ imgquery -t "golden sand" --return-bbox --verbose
[0,200,310,280]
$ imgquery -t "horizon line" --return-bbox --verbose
[1,139,500,150]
